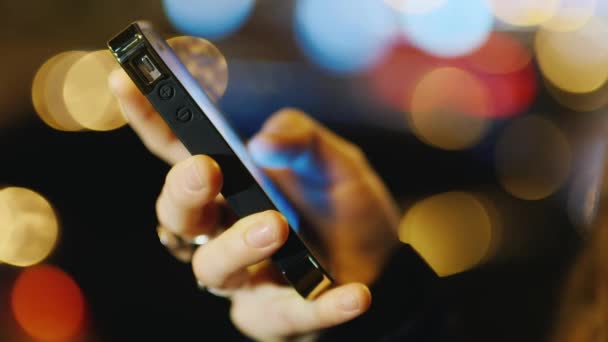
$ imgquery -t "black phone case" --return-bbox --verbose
[108,21,332,299]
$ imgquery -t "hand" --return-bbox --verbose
[109,69,400,341]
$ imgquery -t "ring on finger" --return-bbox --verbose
[156,225,224,263]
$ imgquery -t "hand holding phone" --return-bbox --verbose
[107,20,403,340]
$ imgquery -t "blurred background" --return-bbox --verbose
[2,0,608,340]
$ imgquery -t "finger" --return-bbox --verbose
[108,68,189,165]
[156,155,224,239]
[247,108,368,186]
[192,210,289,289]
[230,283,371,338]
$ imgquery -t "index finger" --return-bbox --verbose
[108,68,190,165]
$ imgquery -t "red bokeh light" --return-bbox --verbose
[466,32,532,75]
[11,265,86,342]
[369,33,537,119]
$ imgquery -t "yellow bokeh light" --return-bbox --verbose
[399,192,493,276]
[536,17,608,94]
[409,67,491,150]
[384,0,447,14]
[63,50,126,132]
[543,77,608,112]
[167,36,228,102]
[542,0,597,32]
[32,51,86,132]
[0,187,59,267]
[488,0,560,27]
[495,116,572,201]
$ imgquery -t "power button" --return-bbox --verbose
[176,107,193,122]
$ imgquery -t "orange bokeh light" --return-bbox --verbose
[409,67,491,150]
[11,265,85,342]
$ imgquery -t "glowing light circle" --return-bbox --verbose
[63,50,126,132]
[399,192,492,276]
[399,0,494,57]
[0,187,59,267]
[295,0,397,73]
[167,36,228,102]
[12,265,85,342]
[163,0,256,40]
[409,67,491,150]
[495,116,572,201]
[535,16,608,94]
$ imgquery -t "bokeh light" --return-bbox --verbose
[369,38,536,118]
[163,0,256,40]
[465,32,532,75]
[541,0,597,32]
[32,51,86,132]
[409,67,491,150]
[369,43,439,112]
[399,0,494,58]
[399,192,493,276]
[63,50,126,132]
[535,17,608,94]
[488,0,560,27]
[295,0,397,73]
[384,0,447,14]
[543,77,608,112]
[11,265,85,342]
[0,187,59,267]
[479,63,538,118]
[495,116,572,201]
[168,36,228,102]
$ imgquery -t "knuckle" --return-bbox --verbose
[155,193,170,227]
[143,140,164,159]
[345,143,367,164]
[275,107,308,121]
[267,108,311,129]
[192,247,217,286]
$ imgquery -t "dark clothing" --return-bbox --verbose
[318,244,446,341]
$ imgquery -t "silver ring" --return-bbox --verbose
[156,225,221,263]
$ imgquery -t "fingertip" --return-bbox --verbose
[247,135,296,169]
[265,210,290,244]
[263,108,312,133]
[190,155,224,193]
[336,283,371,314]
[108,68,129,95]
[166,155,223,206]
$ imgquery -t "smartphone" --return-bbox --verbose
[108,21,332,299]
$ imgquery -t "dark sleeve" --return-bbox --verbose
[316,244,447,342]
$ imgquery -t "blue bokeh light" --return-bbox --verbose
[163,0,256,40]
[294,0,397,74]
[400,0,494,57]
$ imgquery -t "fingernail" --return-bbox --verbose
[338,292,361,312]
[185,161,204,191]
[246,224,277,248]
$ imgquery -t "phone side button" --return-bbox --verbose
[159,84,175,100]
[176,107,193,122]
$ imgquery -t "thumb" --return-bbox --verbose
[246,108,367,188]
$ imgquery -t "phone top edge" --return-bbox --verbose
[107,21,149,63]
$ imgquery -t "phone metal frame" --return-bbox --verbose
[108,21,332,299]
